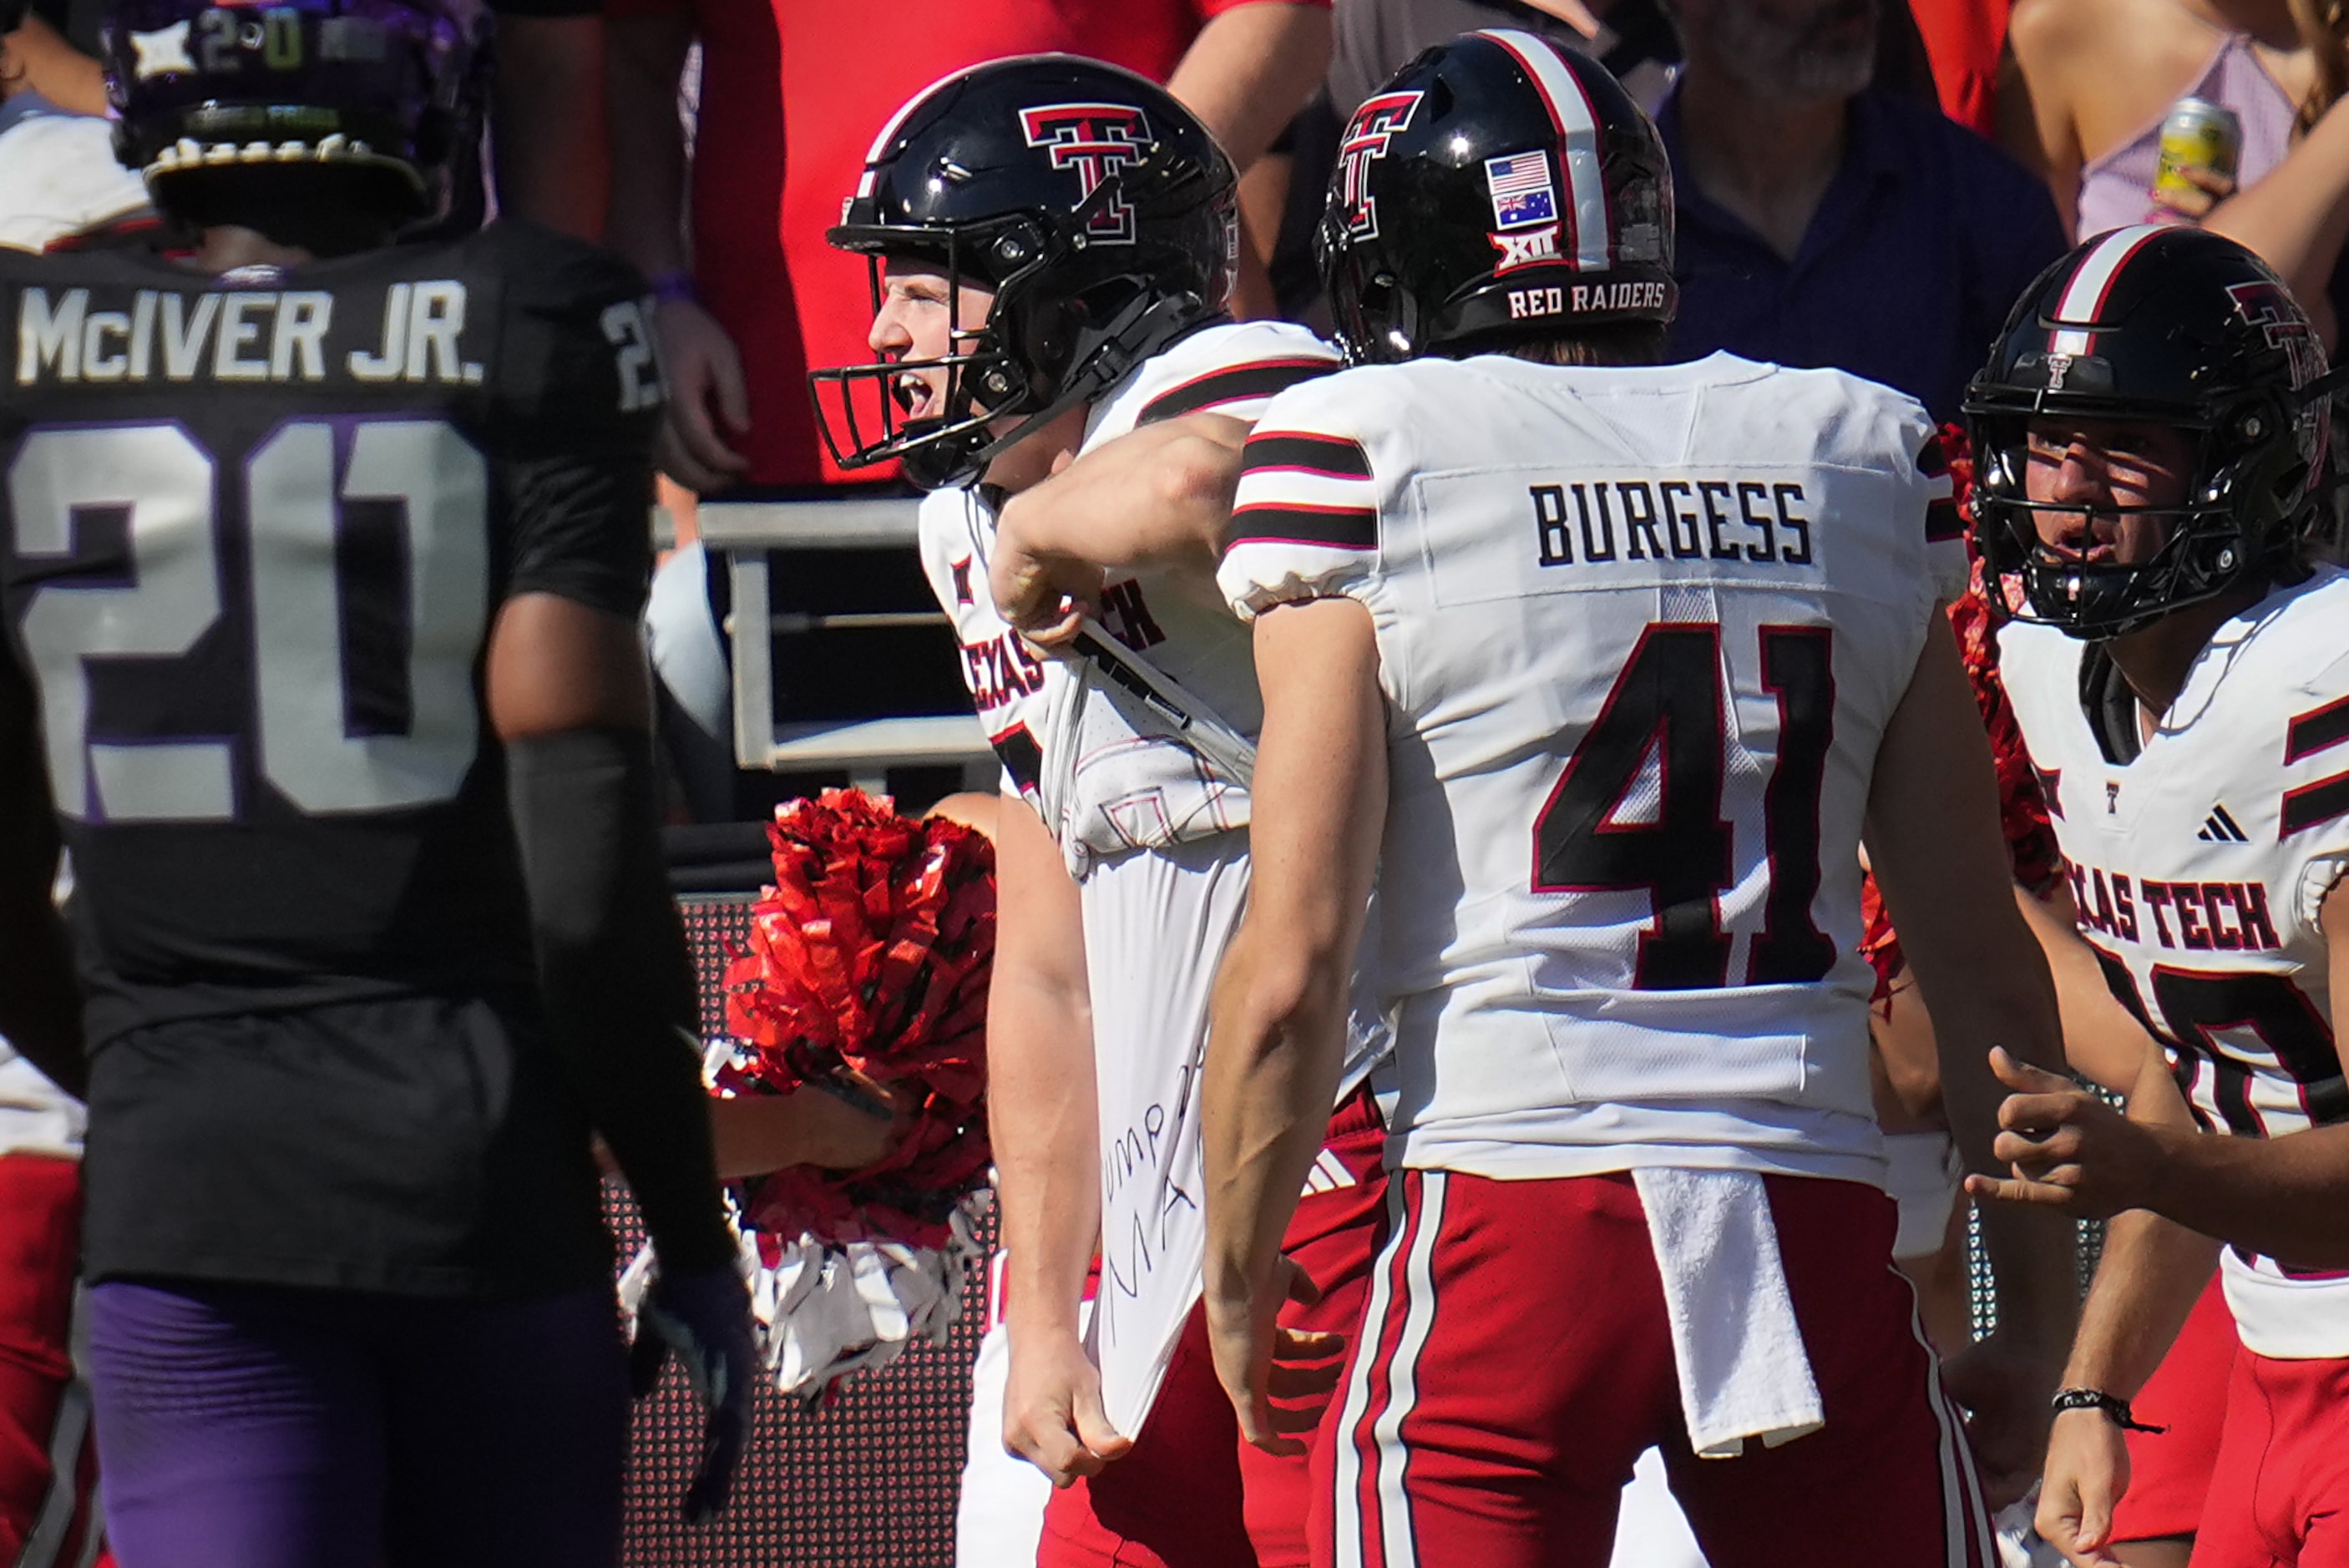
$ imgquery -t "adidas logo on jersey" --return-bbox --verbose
[2198,805,2250,843]
[1300,1149,1359,1196]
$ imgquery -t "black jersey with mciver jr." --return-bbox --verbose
[0,221,667,1295]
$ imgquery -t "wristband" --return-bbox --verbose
[649,269,697,306]
[2051,1388,2167,1433]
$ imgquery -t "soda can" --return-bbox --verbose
[2154,96,2243,205]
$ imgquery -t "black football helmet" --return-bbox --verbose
[812,55,1238,492]
[1966,225,2333,640]
[103,0,488,234]
[1317,28,1675,364]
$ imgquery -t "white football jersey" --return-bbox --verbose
[2002,568,2349,1358]
[0,98,137,1160]
[0,99,150,254]
[1218,351,1964,1183]
[915,320,1341,878]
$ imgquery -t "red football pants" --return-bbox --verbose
[2113,1271,2234,1545]
[0,1152,103,1565]
[1314,1169,1992,1568]
[2190,1347,2349,1568]
[1040,1091,1390,1568]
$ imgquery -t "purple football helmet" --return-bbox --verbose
[103,0,488,221]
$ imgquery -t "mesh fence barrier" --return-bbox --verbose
[615,895,993,1567]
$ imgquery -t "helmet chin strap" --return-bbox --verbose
[960,288,1207,480]
[2299,360,2349,405]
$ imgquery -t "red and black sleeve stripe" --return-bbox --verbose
[1137,357,1338,425]
[2281,695,2349,838]
[1226,501,1378,551]
[2286,695,2349,763]
[1918,433,1963,543]
[2283,771,2349,839]
[1239,430,1374,481]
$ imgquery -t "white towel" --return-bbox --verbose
[1630,1167,1824,1459]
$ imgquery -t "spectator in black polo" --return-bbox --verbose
[1657,0,2065,422]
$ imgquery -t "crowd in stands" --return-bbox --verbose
[8,0,2343,897]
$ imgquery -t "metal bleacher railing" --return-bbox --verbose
[695,495,996,789]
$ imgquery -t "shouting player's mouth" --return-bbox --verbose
[892,368,942,420]
[2045,513,2121,565]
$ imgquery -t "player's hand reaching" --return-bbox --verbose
[1205,1255,1346,1457]
[993,451,1101,646]
[1940,1325,2063,1512]
[652,297,752,495]
[2034,1406,2134,1566]
[1964,1048,2170,1220]
[1001,1327,1131,1487]
[632,1262,758,1524]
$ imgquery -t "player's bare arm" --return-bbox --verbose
[1981,875,2349,1262]
[1202,594,1380,1454]
[1871,881,2139,1111]
[1862,617,2078,1507]
[2035,1196,2220,1568]
[991,412,1253,641]
[989,797,1129,1488]
[0,658,82,1099]
[2014,878,2171,1096]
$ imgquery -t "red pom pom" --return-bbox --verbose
[718,788,995,1250]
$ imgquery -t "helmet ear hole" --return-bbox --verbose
[1018,289,1091,385]
[1347,273,1405,361]
[2274,459,2311,506]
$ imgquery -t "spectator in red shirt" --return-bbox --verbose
[605,0,1334,497]
[1908,0,2007,134]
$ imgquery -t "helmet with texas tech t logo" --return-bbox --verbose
[1966,225,2333,640]
[1317,28,1674,364]
[813,55,1237,490]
